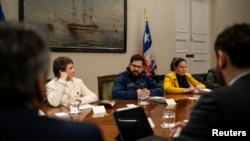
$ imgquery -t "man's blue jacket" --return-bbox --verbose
[112,68,163,99]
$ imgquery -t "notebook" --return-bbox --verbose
[113,106,168,141]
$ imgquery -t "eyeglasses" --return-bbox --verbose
[130,64,143,69]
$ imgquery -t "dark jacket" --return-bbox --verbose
[172,73,250,141]
[0,104,103,141]
[112,68,163,99]
[206,68,222,90]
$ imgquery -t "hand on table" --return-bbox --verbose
[137,88,150,96]
[169,121,186,139]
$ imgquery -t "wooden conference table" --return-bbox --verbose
[41,94,197,141]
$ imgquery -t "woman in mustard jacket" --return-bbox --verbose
[164,57,206,93]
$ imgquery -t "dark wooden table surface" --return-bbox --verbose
[41,94,196,141]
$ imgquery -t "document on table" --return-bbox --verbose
[79,104,94,110]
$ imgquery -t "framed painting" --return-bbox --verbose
[19,0,127,53]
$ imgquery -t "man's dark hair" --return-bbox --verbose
[130,54,146,66]
[215,23,250,68]
[170,57,187,71]
[53,56,74,78]
[0,21,50,105]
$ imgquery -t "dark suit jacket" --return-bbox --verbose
[0,105,103,141]
[172,73,250,141]
[206,68,222,90]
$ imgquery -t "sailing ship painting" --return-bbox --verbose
[67,0,99,32]
[23,0,126,53]
[46,12,67,31]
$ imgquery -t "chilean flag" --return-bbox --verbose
[0,3,5,21]
[142,20,157,76]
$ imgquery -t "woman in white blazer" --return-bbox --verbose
[46,56,98,107]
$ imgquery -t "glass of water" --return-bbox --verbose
[137,94,150,106]
[161,110,175,129]
[70,100,80,115]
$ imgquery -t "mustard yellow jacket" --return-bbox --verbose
[163,72,206,93]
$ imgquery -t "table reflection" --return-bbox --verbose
[41,94,196,141]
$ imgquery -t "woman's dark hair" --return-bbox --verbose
[53,56,73,78]
[170,57,186,71]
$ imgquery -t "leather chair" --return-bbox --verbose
[192,73,207,87]
[150,74,165,87]
[97,74,117,100]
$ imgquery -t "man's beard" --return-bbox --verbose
[216,66,226,86]
[132,70,140,76]
[129,69,141,79]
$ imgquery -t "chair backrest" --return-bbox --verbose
[192,73,207,87]
[97,74,117,100]
[150,74,165,87]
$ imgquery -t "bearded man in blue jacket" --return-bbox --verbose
[112,54,163,99]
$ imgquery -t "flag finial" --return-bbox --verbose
[144,7,147,22]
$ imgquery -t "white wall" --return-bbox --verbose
[210,0,250,66]
[2,0,250,95]
[1,0,19,20]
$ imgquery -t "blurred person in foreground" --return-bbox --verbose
[170,23,250,140]
[112,54,163,99]
[164,57,206,93]
[46,56,98,107]
[0,21,103,141]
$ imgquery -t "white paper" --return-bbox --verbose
[92,113,106,118]
[166,104,176,109]
[149,96,164,99]
[126,104,138,108]
[79,104,94,110]
[55,112,68,117]
[92,105,106,114]
[165,98,176,105]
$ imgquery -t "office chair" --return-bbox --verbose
[150,74,165,87]
[97,74,117,100]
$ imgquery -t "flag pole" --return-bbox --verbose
[144,7,147,22]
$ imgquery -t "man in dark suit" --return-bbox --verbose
[170,23,250,140]
[0,22,103,141]
[206,67,224,90]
